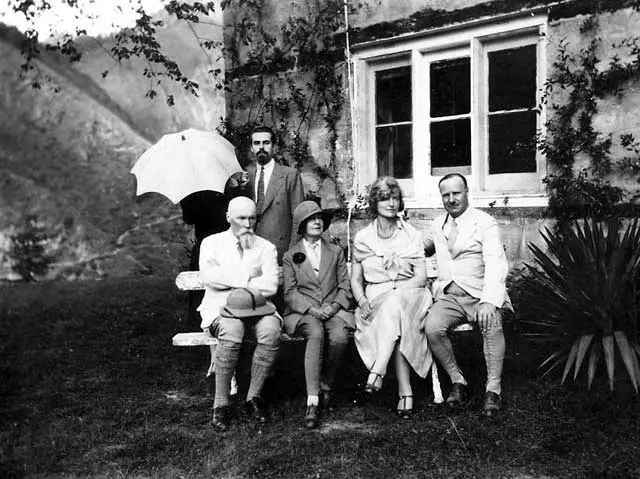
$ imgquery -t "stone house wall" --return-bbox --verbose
[223,0,640,267]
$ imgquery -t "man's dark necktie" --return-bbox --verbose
[256,166,265,213]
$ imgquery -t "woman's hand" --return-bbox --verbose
[358,297,373,320]
[309,306,330,320]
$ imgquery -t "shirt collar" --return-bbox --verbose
[303,237,321,249]
[445,207,472,227]
[257,158,275,174]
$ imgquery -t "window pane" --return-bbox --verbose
[489,44,536,111]
[430,119,471,169]
[376,66,411,124]
[430,57,470,117]
[376,124,412,179]
[489,111,537,174]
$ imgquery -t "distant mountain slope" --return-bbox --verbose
[0,18,226,280]
[0,24,154,143]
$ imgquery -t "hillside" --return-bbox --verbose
[0,17,226,281]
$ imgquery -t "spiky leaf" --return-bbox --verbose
[614,331,639,393]
[519,217,640,392]
[603,335,616,392]
[587,341,602,390]
[574,334,594,380]
[539,349,567,372]
[630,343,640,390]
[562,338,580,384]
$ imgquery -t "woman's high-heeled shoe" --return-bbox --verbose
[364,372,383,393]
[397,395,413,419]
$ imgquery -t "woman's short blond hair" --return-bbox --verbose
[368,176,405,216]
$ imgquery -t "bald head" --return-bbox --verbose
[227,196,257,238]
[228,196,256,216]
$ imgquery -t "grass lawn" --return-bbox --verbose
[1,277,639,478]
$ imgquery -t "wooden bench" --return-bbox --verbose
[173,258,472,403]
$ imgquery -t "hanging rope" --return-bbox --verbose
[343,0,359,264]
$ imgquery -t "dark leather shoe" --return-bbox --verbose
[246,397,267,423]
[396,395,413,420]
[482,391,502,417]
[321,390,334,412]
[364,372,383,394]
[304,404,320,429]
[212,406,231,431]
[446,382,468,409]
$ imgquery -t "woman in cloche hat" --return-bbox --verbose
[282,201,354,429]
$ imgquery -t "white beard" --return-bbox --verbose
[238,232,256,250]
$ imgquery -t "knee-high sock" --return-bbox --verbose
[426,326,466,386]
[247,343,279,401]
[213,339,241,408]
[483,325,505,394]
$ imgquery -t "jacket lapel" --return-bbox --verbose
[225,230,243,261]
[437,214,457,258]
[260,162,284,213]
[292,241,318,284]
[247,163,256,201]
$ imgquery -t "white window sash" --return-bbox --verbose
[352,13,549,208]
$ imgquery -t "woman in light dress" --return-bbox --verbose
[350,177,433,418]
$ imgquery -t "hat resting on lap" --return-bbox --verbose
[221,288,275,318]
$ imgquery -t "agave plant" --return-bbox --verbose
[520,217,640,392]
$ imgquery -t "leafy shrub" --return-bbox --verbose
[9,215,55,282]
[519,217,640,392]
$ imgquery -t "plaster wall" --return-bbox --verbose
[224,1,640,266]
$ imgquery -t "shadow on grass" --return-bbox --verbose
[1,277,639,478]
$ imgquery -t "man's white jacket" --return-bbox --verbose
[198,229,280,329]
[424,207,511,309]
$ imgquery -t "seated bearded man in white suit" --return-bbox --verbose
[198,196,281,431]
[423,173,512,418]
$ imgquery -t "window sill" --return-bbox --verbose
[404,192,548,209]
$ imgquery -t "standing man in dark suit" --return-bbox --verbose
[247,126,305,264]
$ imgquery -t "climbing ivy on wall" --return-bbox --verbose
[540,6,640,221]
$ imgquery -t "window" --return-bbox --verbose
[429,57,471,176]
[375,65,412,179]
[487,42,537,174]
[353,13,548,207]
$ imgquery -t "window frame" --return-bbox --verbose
[352,13,548,208]
[370,57,414,196]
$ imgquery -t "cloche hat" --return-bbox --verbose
[293,200,331,235]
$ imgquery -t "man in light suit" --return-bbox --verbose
[283,201,354,429]
[198,196,281,431]
[423,173,511,417]
[247,126,305,264]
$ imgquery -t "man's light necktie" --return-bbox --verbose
[256,166,265,213]
[447,219,458,250]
